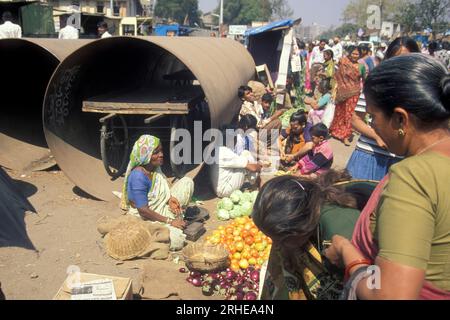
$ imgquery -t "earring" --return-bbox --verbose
[398,129,405,137]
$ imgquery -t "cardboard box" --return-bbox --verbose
[53,273,133,300]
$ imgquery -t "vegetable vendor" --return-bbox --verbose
[120,135,194,251]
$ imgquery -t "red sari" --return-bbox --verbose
[352,175,450,300]
[330,56,362,140]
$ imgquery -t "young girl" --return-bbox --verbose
[291,123,333,178]
[305,79,332,126]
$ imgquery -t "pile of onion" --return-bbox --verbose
[181,267,260,300]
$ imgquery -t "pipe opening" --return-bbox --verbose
[0,40,59,171]
[44,38,212,200]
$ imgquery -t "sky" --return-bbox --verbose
[199,0,351,28]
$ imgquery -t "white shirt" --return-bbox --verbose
[209,146,250,198]
[309,45,331,68]
[0,21,22,39]
[332,42,343,62]
[239,100,264,125]
[58,25,79,39]
[101,31,112,38]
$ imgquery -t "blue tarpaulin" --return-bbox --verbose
[244,19,294,37]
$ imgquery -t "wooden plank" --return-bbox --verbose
[82,87,202,115]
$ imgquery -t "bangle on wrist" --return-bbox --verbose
[344,259,371,281]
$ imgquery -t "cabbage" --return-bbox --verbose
[230,189,243,199]
[221,198,234,211]
[217,200,224,210]
[240,192,252,203]
[230,193,240,204]
[241,202,253,216]
[217,209,230,221]
[229,209,240,219]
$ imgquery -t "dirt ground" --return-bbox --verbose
[0,138,355,300]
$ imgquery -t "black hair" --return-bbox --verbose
[290,111,307,125]
[359,44,369,52]
[298,41,306,50]
[384,37,420,60]
[310,123,329,138]
[252,171,356,254]
[323,48,334,59]
[238,114,257,131]
[97,21,108,29]
[2,11,12,22]
[261,93,273,103]
[364,53,450,126]
[442,41,450,51]
[428,41,439,54]
[318,78,332,93]
[320,39,327,44]
[346,45,360,57]
[238,85,252,100]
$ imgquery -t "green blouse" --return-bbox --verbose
[374,152,450,291]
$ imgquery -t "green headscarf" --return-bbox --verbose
[120,135,160,210]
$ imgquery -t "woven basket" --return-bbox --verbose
[182,241,229,273]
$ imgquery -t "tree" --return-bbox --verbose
[416,0,450,35]
[270,0,294,20]
[319,23,360,40]
[342,0,409,27]
[394,2,419,34]
[154,0,200,25]
[218,0,272,25]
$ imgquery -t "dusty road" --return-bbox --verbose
[0,138,355,300]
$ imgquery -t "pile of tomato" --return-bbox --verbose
[206,217,272,272]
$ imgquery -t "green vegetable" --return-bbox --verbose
[230,193,240,204]
[221,198,234,211]
[240,192,252,203]
[217,209,230,221]
[241,202,253,217]
[250,191,258,203]
[229,209,240,219]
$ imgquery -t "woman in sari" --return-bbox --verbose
[120,135,194,251]
[329,46,364,146]
[325,54,450,299]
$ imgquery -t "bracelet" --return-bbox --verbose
[344,259,371,281]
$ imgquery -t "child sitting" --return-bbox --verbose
[304,79,332,126]
[291,123,333,178]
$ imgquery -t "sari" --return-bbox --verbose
[352,175,450,300]
[330,56,362,140]
[120,135,194,250]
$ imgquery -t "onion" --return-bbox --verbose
[226,268,232,272]
[186,277,193,283]
[235,292,245,300]
[250,270,260,282]
[192,277,202,287]
[179,267,187,273]
[244,291,257,300]
[210,273,220,280]
[190,271,201,278]
[225,271,236,281]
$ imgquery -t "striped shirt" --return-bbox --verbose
[355,94,401,159]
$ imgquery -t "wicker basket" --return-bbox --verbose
[182,241,229,273]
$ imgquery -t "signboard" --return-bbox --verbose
[228,25,247,35]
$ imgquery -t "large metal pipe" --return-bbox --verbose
[0,39,91,172]
[43,37,255,200]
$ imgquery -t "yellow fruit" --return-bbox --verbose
[248,257,257,265]
[239,259,249,269]
[233,252,242,260]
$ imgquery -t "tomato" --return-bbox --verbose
[244,222,253,231]
[235,241,244,252]
[254,243,265,252]
[251,249,260,258]
[226,227,234,234]
[241,230,250,238]
[239,259,249,269]
[232,252,241,260]
[236,217,246,225]
[232,229,240,237]
[250,228,259,236]
[248,257,257,265]
[244,236,254,246]
[233,236,242,242]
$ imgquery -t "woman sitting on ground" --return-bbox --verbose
[325,54,450,299]
[120,135,194,250]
